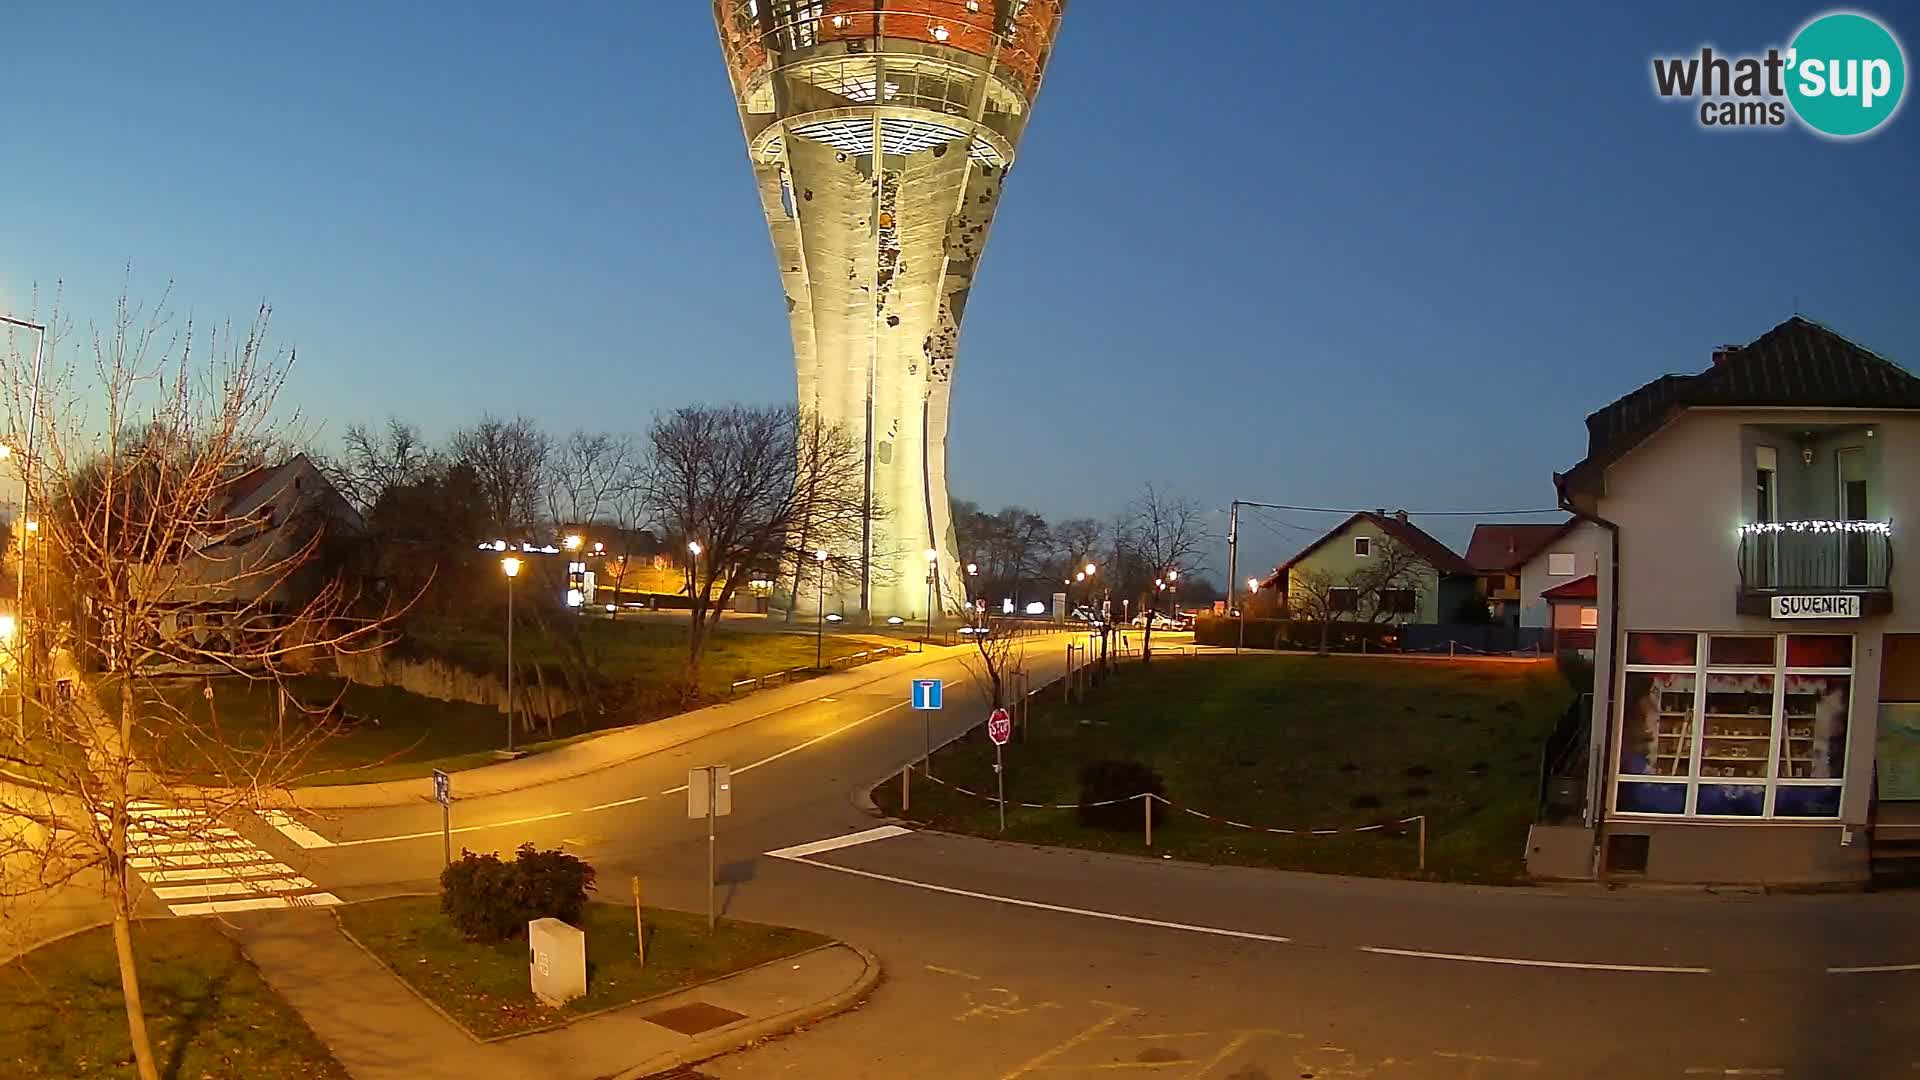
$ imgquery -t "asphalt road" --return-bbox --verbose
[241,637,1920,1079]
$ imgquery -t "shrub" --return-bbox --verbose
[440,850,523,943]
[438,844,598,942]
[514,842,596,925]
[1077,759,1166,831]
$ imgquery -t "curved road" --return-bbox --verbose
[236,639,1920,1079]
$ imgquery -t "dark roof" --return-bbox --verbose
[1541,574,1598,602]
[1464,522,1574,572]
[1558,317,1920,497]
[1265,511,1476,587]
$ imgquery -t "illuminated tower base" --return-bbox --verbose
[715,1,1066,620]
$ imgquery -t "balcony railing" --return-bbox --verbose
[1737,520,1892,592]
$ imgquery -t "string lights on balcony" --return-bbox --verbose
[1738,519,1892,536]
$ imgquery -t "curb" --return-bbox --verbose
[609,942,883,1080]
[267,644,976,810]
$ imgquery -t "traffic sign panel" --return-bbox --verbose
[987,707,1012,746]
[912,679,943,710]
[432,769,451,807]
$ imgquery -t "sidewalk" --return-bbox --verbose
[274,639,987,811]
[226,908,878,1080]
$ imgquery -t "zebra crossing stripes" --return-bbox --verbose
[104,803,342,916]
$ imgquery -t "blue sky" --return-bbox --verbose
[2,2,1915,576]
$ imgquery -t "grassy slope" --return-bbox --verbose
[337,897,830,1038]
[877,655,1573,883]
[0,921,347,1079]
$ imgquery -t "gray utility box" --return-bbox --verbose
[528,917,587,1006]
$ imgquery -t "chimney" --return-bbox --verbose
[1374,508,1388,517]
[1711,345,1740,368]
[1395,510,1409,524]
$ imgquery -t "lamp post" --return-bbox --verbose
[923,548,938,650]
[1240,576,1259,654]
[501,556,522,752]
[2,314,45,739]
[814,548,829,669]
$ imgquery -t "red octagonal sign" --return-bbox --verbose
[987,708,1012,746]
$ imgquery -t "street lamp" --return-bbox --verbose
[564,534,583,551]
[814,548,830,669]
[1239,576,1259,655]
[2,313,46,739]
[923,548,938,648]
[501,556,522,752]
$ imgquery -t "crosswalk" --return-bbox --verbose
[104,802,341,916]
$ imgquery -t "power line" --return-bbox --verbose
[1233,499,1563,518]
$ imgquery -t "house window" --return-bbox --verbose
[1353,537,1371,558]
[1613,631,1850,819]
[1547,552,1576,577]
[1579,606,1597,629]
[1379,588,1417,614]
[1329,587,1359,612]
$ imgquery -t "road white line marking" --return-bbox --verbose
[771,852,1291,944]
[261,810,336,849]
[142,863,305,884]
[329,810,575,848]
[133,839,259,855]
[1683,1069,1785,1076]
[152,877,314,901]
[1827,961,1920,974]
[765,825,912,860]
[735,703,909,777]
[130,851,283,871]
[167,892,341,917]
[581,796,648,812]
[1359,946,1709,974]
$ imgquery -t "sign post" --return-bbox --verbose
[912,679,943,774]
[987,707,1011,833]
[688,765,733,931]
[432,769,452,866]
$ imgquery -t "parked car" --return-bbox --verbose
[1131,611,1192,631]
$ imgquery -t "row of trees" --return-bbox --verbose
[952,487,1221,614]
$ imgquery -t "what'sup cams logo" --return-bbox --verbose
[1651,10,1906,138]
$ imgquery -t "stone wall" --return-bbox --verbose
[333,648,577,725]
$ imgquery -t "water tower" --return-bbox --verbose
[713,1,1067,620]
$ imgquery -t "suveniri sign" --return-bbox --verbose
[1771,594,1861,619]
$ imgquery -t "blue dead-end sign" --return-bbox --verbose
[432,768,451,807]
[912,678,943,710]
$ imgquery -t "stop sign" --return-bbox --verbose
[987,707,1012,746]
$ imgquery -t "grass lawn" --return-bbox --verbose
[875,655,1574,884]
[405,615,886,701]
[337,897,830,1039]
[106,676,512,787]
[0,920,346,1079]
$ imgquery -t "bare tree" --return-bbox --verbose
[1280,537,1429,654]
[0,288,397,1080]
[1117,485,1208,665]
[546,430,637,530]
[450,414,551,533]
[643,405,865,696]
[323,416,438,513]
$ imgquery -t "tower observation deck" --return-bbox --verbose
[713,1,1067,621]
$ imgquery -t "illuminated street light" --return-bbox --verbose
[1084,562,1096,577]
[564,534,583,551]
[501,556,521,753]
[687,541,703,557]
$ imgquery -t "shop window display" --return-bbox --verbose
[1614,632,1851,819]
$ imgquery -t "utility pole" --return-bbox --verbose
[1226,501,1240,655]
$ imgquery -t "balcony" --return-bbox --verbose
[1736,520,1893,616]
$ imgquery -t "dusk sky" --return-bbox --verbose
[3,2,1915,579]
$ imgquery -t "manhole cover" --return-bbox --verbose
[642,1001,749,1036]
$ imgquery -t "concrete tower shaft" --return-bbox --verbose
[713,1,1066,620]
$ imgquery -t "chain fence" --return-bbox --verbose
[903,764,1428,869]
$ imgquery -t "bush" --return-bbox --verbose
[439,844,598,942]
[1077,759,1166,831]
[440,850,523,943]
[513,842,596,925]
